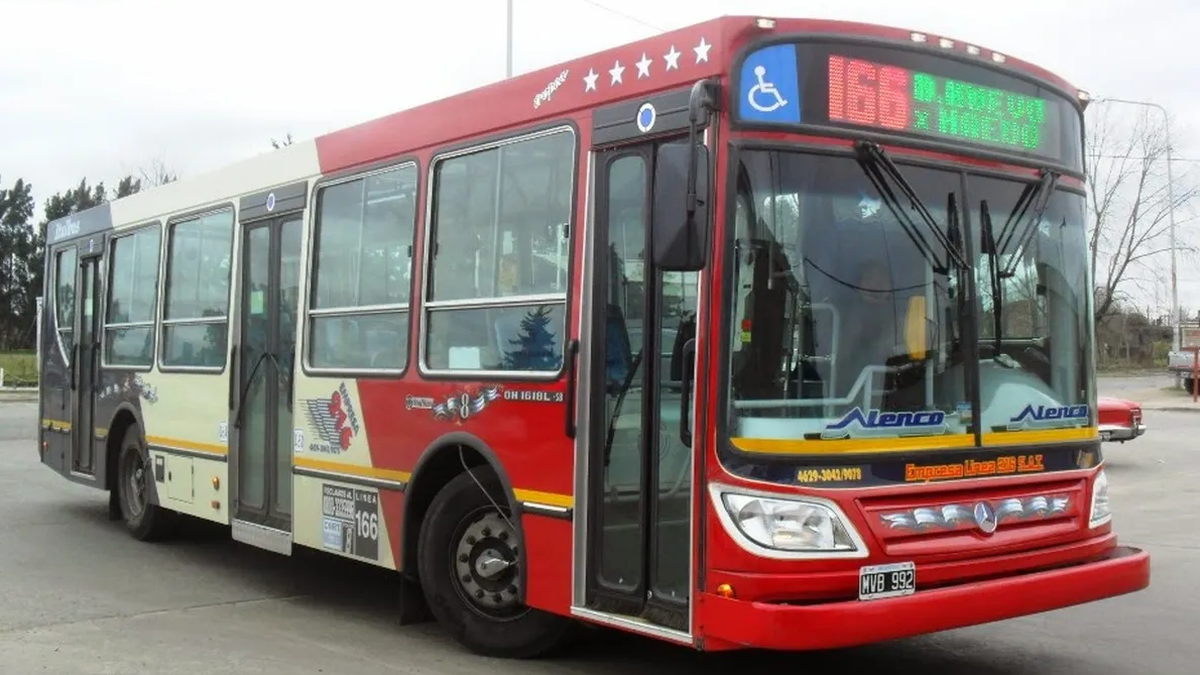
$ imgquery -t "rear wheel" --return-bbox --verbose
[116,425,175,541]
[417,469,571,658]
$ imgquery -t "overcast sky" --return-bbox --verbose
[3,0,1198,312]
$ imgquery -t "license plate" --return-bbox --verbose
[858,561,916,601]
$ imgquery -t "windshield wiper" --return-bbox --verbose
[994,169,1060,278]
[853,140,969,274]
[979,199,1007,362]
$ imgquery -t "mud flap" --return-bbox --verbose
[397,572,433,625]
[108,487,121,521]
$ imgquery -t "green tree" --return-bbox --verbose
[0,176,35,349]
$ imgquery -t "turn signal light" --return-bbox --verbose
[212,476,220,490]
[716,583,736,599]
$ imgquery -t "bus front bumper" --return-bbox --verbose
[699,544,1149,651]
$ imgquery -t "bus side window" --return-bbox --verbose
[161,209,235,370]
[423,127,576,374]
[308,164,417,372]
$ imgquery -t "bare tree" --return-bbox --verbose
[138,155,179,187]
[270,133,295,149]
[1086,104,1199,324]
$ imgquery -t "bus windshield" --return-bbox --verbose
[724,148,1092,452]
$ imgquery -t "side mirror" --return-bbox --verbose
[653,142,710,271]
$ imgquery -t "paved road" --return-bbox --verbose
[0,389,1195,674]
[1098,372,1178,393]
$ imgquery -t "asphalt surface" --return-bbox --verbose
[0,385,1194,674]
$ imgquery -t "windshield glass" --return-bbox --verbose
[725,149,973,453]
[723,149,1094,454]
[969,180,1093,440]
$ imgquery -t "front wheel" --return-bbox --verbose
[116,425,175,541]
[417,469,571,658]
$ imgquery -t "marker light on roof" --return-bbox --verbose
[1077,89,1092,102]
[755,17,776,29]
[938,37,954,49]
[910,32,928,43]
[992,52,1007,63]
[966,44,981,55]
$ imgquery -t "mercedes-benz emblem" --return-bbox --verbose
[973,501,998,534]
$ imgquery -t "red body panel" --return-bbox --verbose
[697,543,1148,651]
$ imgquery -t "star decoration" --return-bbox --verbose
[635,52,652,78]
[578,37,709,94]
[609,60,625,85]
[664,45,681,70]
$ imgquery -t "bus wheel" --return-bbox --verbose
[116,425,173,542]
[417,469,570,658]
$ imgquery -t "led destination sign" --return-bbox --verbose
[827,55,1048,153]
[736,41,1082,169]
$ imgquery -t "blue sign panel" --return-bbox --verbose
[45,202,113,245]
[738,43,801,124]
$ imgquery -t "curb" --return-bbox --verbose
[1143,405,1200,413]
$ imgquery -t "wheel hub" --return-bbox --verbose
[454,511,521,614]
[127,458,146,516]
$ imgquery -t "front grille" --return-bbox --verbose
[859,479,1088,559]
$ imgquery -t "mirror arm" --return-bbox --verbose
[685,79,721,219]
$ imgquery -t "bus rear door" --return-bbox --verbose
[229,185,306,552]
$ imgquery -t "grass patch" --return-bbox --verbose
[0,351,37,387]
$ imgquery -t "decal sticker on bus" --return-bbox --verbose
[432,385,501,423]
[821,407,949,440]
[320,483,379,560]
[1006,404,1090,431]
[302,382,360,454]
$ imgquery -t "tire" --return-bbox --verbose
[1185,377,1196,394]
[115,425,175,542]
[417,469,571,658]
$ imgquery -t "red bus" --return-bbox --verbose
[38,14,1149,658]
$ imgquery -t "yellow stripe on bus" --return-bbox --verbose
[146,435,228,457]
[730,434,976,455]
[293,456,411,483]
[42,418,71,431]
[292,457,573,507]
[513,489,574,508]
[732,426,1100,455]
[982,427,1099,445]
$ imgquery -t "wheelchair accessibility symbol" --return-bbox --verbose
[747,65,787,113]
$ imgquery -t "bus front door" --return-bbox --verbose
[231,215,303,546]
[582,135,699,634]
[71,252,102,476]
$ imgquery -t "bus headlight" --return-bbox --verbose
[710,484,867,558]
[1089,468,1112,528]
